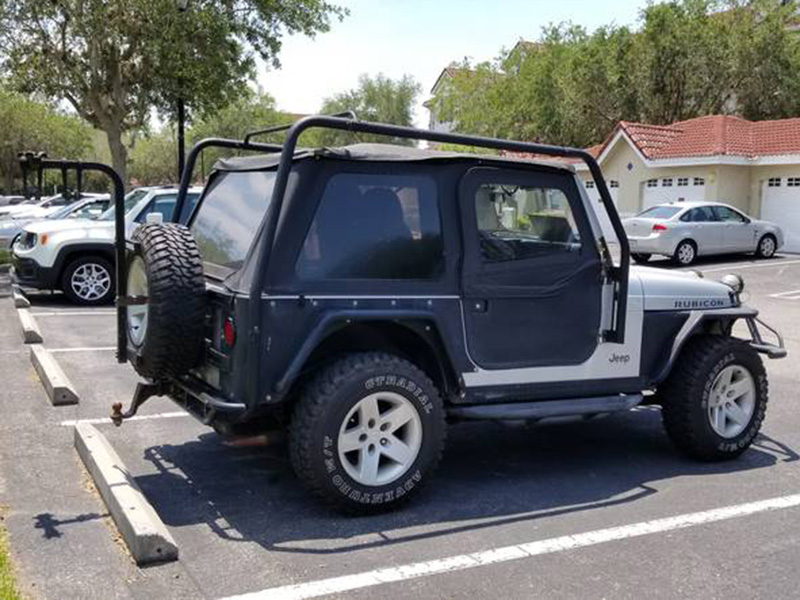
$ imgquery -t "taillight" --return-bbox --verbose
[222,317,236,349]
[652,223,668,232]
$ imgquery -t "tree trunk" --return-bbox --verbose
[105,123,128,190]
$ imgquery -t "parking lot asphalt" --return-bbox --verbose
[2,254,800,599]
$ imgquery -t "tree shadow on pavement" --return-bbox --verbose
[135,408,797,556]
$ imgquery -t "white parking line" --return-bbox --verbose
[59,411,190,426]
[769,289,800,300]
[221,493,800,600]
[31,311,116,317]
[48,347,116,353]
[696,258,800,274]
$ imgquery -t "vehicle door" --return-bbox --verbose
[714,206,756,252]
[459,167,603,369]
[679,206,724,254]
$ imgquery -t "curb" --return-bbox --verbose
[18,308,42,343]
[11,285,30,309]
[74,424,179,565]
[29,345,79,406]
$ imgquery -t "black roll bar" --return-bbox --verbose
[251,116,630,345]
[171,138,283,224]
[17,152,127,360]
[242,110,358,145]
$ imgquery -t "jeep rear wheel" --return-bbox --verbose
[289,353,446,514]
[126,223,206,379]
[659,335,767,461]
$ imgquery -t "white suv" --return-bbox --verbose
[12,186,201,305]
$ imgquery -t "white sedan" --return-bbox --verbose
[623,201,783,266]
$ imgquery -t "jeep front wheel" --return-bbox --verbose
[289,353,446,513]
[62,256,115,305]
[659,335,767,461]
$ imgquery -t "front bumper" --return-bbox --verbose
[10,254,59,289]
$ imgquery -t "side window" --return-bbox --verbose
[136,194,177,223]
[715,206,747,223]
[681,207,717,222]
[296,173,443,280]
[475,183,581,263]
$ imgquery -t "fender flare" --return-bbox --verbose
[273,309,457,396]
[652,306,759,384]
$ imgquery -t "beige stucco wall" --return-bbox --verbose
[580,136,800,219]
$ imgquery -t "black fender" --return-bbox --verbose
[54,242,116,280]
[651,306,759,385]
[272,309,460,398]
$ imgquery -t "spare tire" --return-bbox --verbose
[126,223,206,379]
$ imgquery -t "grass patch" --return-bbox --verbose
[0,519,21,600]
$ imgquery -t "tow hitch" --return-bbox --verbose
[110,381,168,426]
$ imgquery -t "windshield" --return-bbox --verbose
[98,189,151,221]
[636,205,681,219]
[190,170,276,276]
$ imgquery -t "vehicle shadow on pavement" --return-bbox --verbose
[135,409,797,556]
[644,253,792,270]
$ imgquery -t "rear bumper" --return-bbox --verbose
[627,235,674,256]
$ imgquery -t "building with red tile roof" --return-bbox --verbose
[568,115,800,251]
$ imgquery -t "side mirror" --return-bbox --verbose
[146,212,164,224]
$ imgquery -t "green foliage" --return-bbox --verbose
[129,132,178,186]
[0,0,347,183]
[434,0,800,147]
[0,88,92,194]
[0,518,20,600]
[311,74,421,147]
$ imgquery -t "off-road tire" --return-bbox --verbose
[672,240,697,266]
[289,353,446,514]
[659,335,767,461]
[632,253,651,264]
[61,255,115,306]
[755,234,777,259]
[127,223,206,379]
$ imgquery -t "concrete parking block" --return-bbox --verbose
[11,285,30,309]
[29,345,79,406]
[74,423,179,565]
[18,308,42,343]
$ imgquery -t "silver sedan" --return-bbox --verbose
[623,201,783,266]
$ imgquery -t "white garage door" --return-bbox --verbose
[582,180,620,240]
[762,178,800,253]
[641,176,705,211]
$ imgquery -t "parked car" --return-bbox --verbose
[623,202,783,266]
[0,192,105,220]
[11,186,201,305]
[108,115,785,513]
[0,195,26,207]
[0,195,111,248]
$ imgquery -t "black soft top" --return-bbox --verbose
[211,143,576,173]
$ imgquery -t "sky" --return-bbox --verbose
[256,0,645,128]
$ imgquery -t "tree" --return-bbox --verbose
[128,132,177,186]
[432,0,800,148]
[0,88,92,194]
[0,0,346,185]
[314,74,422,146]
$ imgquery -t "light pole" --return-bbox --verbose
[175,0,190,181]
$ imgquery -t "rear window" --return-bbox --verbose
[637,205,681,219]
[190,171,276,273]
[296,173,443,280]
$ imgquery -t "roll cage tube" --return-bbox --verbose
[17,152,127,361]
[253,116,630,346]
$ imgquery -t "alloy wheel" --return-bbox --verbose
[707,364,756,438]
[70,262,111,302]
[337,391,423,487]
[126,256,149,347]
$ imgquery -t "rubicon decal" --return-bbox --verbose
[673,298,726,309]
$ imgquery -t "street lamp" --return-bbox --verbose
[175,0,190,181]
